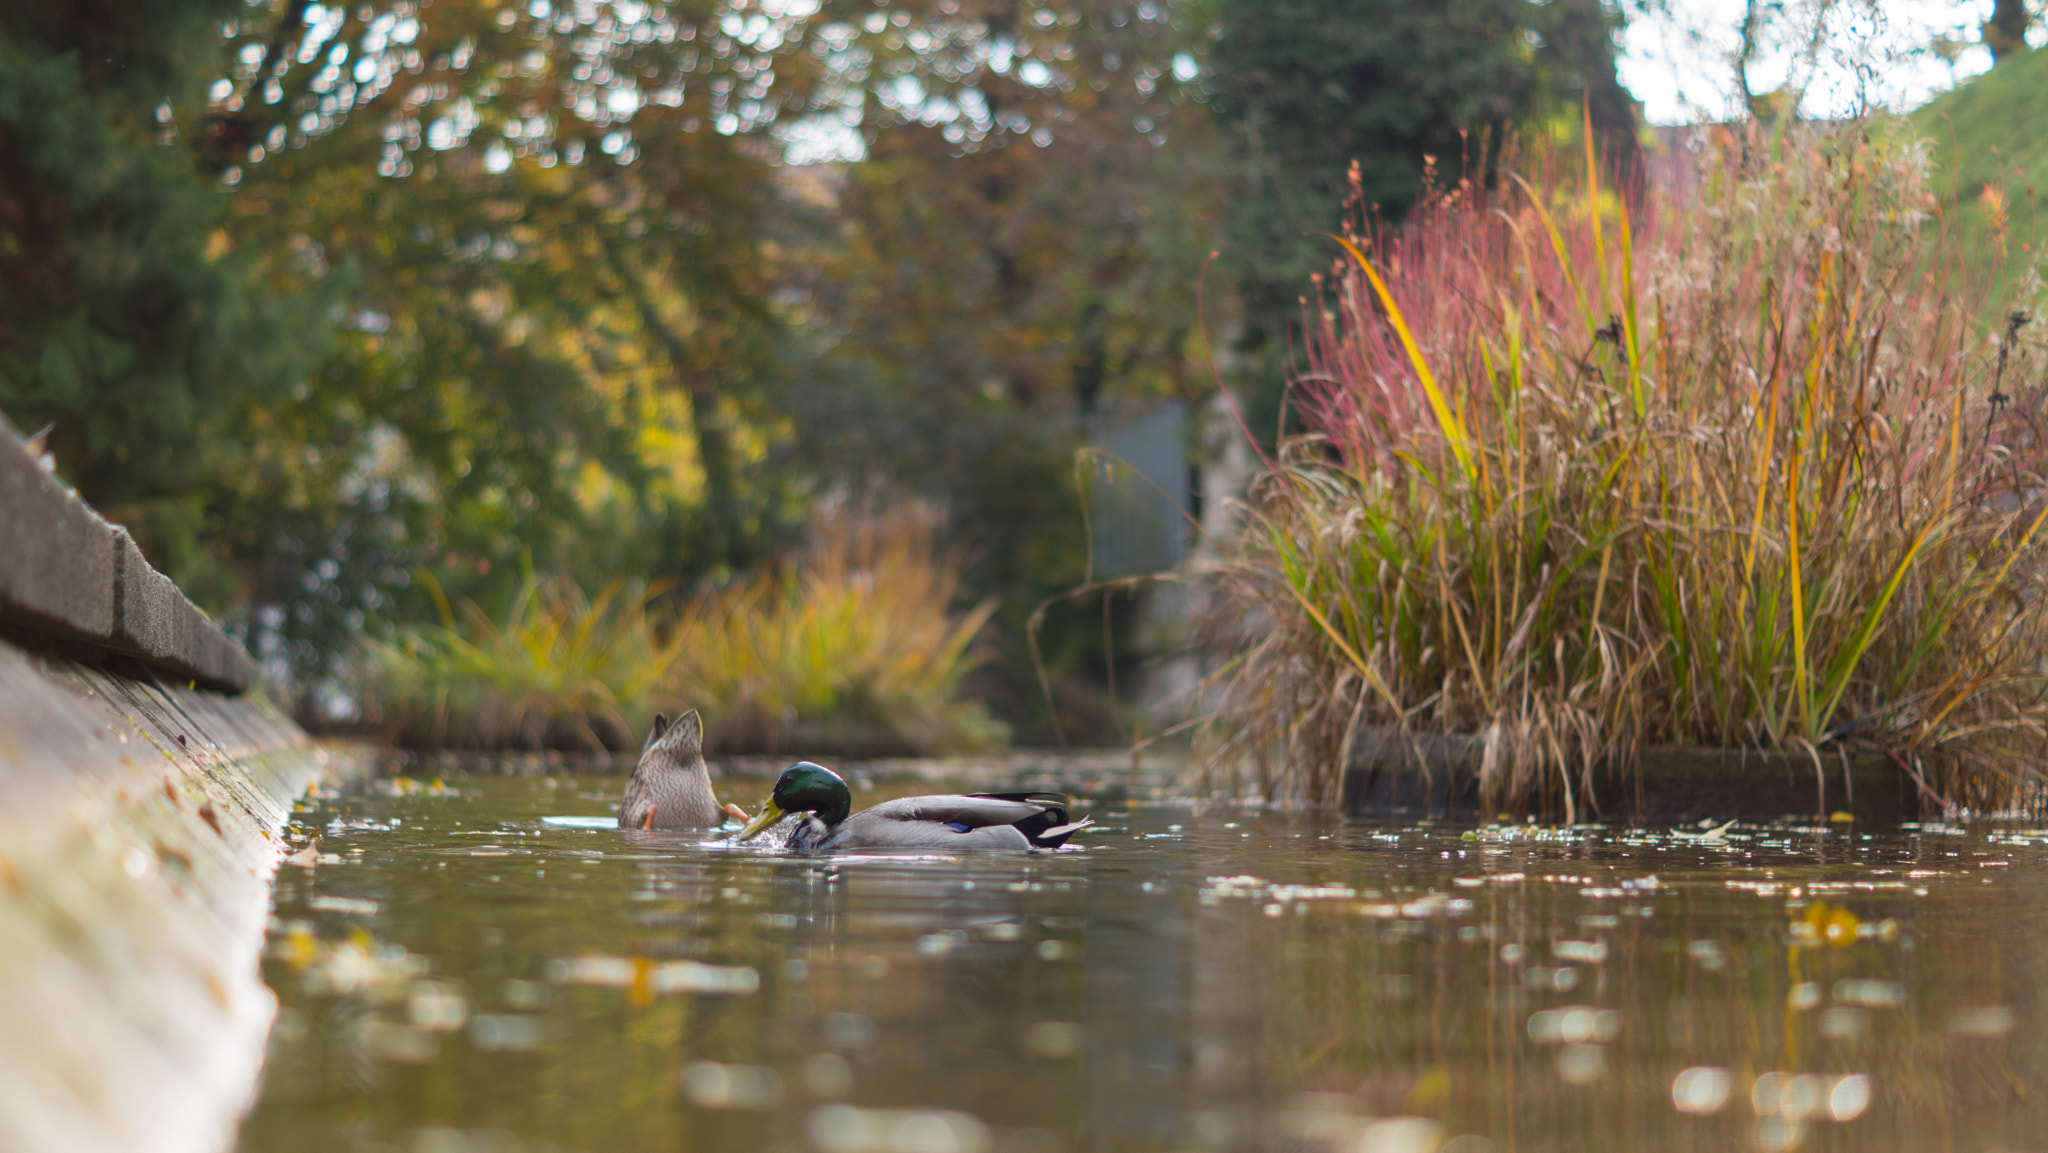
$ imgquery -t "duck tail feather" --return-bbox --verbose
[1032,817,1094,848]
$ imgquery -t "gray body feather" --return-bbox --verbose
[617,710,720,829]
[787,793,1091,852]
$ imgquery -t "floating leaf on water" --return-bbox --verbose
[1756,1072,1815,1119]
[802,1052,854,1098]
[1356,1118,1443,1153]
[1817,1006,1869,1040]
[550,955,758,996]
[806,1105,991,1153]
[1000,1127,1065,1153]
[650,960,760,995]
[270,921,320,969]
[919,931,966,955]
[469,1014,546,1052]
[1553,940,1608,964]
[1555,1044,1605,1084]
[681,1061,784,1110]
[501,978,549,1011]
[823,1012,876,1048]
[1523,966,1580,992]
[407,1127,528,1153]
[1676,819,1739,842]
[309,895,379,917]
[407,979,470,1032]
[358,1018,439,1064]
[1752,1115,1803,1152]
[1023,1021,1082,1059]
[1829,1074,1871,1121]
[539,816,616,829]
[1528,1007,1621,1045]
[1949,1006,2016,1038]
[1794,901,1861,947]
[1834,979,1905,1008]
[1672,1067,1732,1114]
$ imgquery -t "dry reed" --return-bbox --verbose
[1205,121,2048,813]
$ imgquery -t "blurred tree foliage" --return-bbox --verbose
[0,0,339,605]
[210,0,825,686]
[1207,0,1637,434]
[0,0,1634,733]
[777,1,1222,728]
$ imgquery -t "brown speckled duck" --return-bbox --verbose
[617,709,746,830]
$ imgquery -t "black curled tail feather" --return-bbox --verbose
[975,792,1087,847]
[1032,818,1093,848]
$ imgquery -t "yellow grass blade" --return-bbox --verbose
[1618,198,1643,415]
[1507,172,1593,332]
[1583,101,1606,306]
[1787,455,1810,731]
[1326,233,1475,481]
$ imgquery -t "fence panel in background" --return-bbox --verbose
[1086,402,1190,579]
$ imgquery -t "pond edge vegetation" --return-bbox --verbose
[362,507,1004,757]
[1202,120,2048,816]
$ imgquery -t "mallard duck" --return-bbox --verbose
[617,709,750,830]
[734,761,1091,851]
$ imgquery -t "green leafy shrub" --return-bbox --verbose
[364,508,1002,754]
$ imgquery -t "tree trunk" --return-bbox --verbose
[1985,0,2032,63]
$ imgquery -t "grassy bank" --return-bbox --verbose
[1206,122,2048,813]
[1914,42,2048,309]
[363,510,1003,755]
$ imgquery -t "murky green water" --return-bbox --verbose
[238,766,2048,1153]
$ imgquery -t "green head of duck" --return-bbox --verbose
[737,761,850,840]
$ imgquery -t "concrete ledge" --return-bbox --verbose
[1342,730,1914,822]
[0,424,256,692]
[0,427,117,644]
[0,636,370,1153]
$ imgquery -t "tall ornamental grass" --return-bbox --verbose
[668,508,1003,754]
[366,574,680,751]
[365,508,1001,754]
[1208,122,2048,813]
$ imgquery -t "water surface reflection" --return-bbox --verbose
[239,773,2048,1153]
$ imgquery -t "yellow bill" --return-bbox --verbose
[735,800,786,842]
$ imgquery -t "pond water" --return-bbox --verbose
[238,765,2048,1153]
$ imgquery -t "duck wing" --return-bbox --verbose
[835,793,1090,849]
